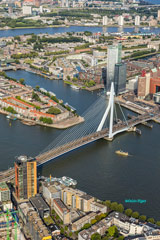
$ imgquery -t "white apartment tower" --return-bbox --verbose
[135,15,140,26]
[118,16,124,26]
[102,16,108,26]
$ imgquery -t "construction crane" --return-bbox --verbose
[0,208,19,240]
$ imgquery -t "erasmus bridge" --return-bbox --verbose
[0,83,154,182]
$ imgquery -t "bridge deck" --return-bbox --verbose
[0,113,154,182]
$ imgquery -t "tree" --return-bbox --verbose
[67,75,70,80]
[91,219,97,225]
[108,225,118,237]
[147,218,155,224]
[125,208,133,217]
[19,78,25,85]
[72,77,78,82]
[102,237,109,240]
[139,215,147,222]
[32,91,41,102]
[118,236,124,240]
[105,200,111,208]
[91,233,101,240]
[117,204,124,213]
[47,107,61,115]
[82,223,91,230]
[35,85,40,91]
[132,212,139,219]
[156,221,160,226]
[65,226,68,231]
[110,202,118,211]
[95,215,102,221]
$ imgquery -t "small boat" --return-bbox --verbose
[6,115,17,120]
[115,150,129,157]
[71,85,80,90]
[21,120,36,126]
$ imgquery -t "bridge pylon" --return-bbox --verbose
[96,82,115,140]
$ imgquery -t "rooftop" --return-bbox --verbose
[0,182,9,192]
[30,195,50,212]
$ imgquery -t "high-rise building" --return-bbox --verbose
[15,156,37,200]
[118,15,124,26]
[107,44,122,91]
[135,15,140,26]
[102,16,108,26]
[157,10,160,21]
[114,63,126,95]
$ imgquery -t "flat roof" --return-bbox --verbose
[30,195,50,212]
[0,182,9,192]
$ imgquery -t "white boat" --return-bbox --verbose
[143,27,150,30]
[71,85,80,90]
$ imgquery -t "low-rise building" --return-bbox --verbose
[72,212,98,231]
[53,198,71,225]
[30,195,50,219]
[18,201,52,240]
[78,218,111,240]
[90,201,107,214]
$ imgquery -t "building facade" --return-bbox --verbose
[114,62,126,95]
[107,43,122,92]
[15,156,37,200]
[135,15,140,26]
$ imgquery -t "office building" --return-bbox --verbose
[15,155,37,200]
[114,62,126,95]
[107,43,122,92]
[102,16,108,26]
[0,182,10,202]
[22,6,32,15]
[135,15,140,26]
[118,15,124,26]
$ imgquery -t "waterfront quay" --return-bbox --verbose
[1,167,160,240]
[0,76,83,129]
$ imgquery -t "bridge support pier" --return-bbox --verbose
[97,82,115,140]
[103,136,114,141]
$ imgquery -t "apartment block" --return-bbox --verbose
[0,182,10,202]
[53,198,71,225]
[61,187,95,212]
[72,212,97,231]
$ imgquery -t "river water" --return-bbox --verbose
[2,69,160,221]
[0,25,160,38]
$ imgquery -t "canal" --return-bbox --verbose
[1,69,160,220]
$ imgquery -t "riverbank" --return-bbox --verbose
[0,24,158,31]
[0,109,84,129]
[64,80,104,91]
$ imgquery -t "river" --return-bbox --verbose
[2,69,160,221]
[0,25,160,38]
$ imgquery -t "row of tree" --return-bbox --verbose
[104,200,160,225]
